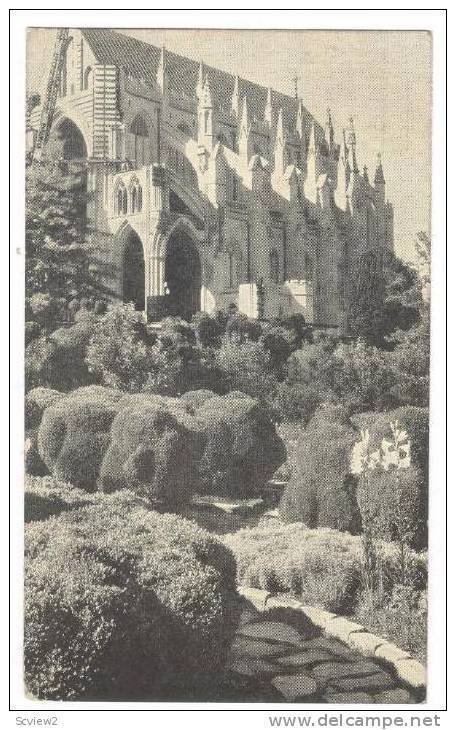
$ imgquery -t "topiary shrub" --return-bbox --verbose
[192,312,224,347]
[25,320,42,346]
[24,493,239,699]
[38,386,123,491]
[24,474,97,522]
[195,392,286,498]
[279,405,360,532]
[271,381,323,423]
[99,393,204,506]
[25,318,97,391]
[351,406,429,549]
[179,388,217,413]
[25,386,64,429]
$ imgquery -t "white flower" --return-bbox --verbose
[350,429,370,475]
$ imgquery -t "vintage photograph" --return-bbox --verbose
[23,26,431,703]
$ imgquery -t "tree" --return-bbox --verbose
[348,249,421,346]
[25,159,108,325]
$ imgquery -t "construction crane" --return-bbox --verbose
[30,28,70,163]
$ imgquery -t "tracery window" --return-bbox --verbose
[115,182,128,216]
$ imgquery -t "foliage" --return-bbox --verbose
[260,325,293,377]
[215,339,277,401]
[348,249,421,345]
[225,313,262,343]
[323,340,399,413]
[25,321,42,346]
[351,407,428,549]
[24,474,97,522]
[25,387,64,429]
[279,407,361,532]
[192,312,224,348]
[99,393,204,506]
[194,392,286,498]
[24,493,238,699]
[225,522,427,615]
[85,304,156,392]
[38,386,123,491]
[25,316,98,392]
[271,381,323,423]
[357,585,427,664]
[25,160,108,329]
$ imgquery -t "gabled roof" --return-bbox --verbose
[81,28,324,138]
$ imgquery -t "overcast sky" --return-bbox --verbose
[27,28,431,263]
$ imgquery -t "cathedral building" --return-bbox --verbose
[27,28,394,329]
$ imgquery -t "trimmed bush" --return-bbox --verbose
[25,318,97,391]
[25,387,63,429]
[279,406,360,532]
[38,386,123,491]
[195,392,286,498]
[99,393,204,506]
[351,406,429,549]
[225,521,427,614]
[215,339,277,400]
[25,494,238,699]
[24,474,97,522]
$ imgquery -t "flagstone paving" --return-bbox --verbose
[223,599,423,703]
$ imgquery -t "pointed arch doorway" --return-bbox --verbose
[164,229,201,321]
[122,227,145,311]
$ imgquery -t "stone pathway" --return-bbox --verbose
[224,596,423,704]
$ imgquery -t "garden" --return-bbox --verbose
[23,160,430,702]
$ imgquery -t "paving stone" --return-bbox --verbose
[271,673,319,701]
[324,691,373,704]
[348,632,385,656]
[229,637,292,660]
[373,688,414,704]
[312,660,384,682]
[238,607,262,627]
[328,672,397,693]
[301,637,359,660]
[237,621,304,645]
[228,657,280,678]
[276,649,335,667]
[394,659,426,690]
[374,643,411,663]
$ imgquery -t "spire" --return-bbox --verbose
[335,137,349,212]
[304,122,323,205]
[196,59,205,100]
[374,152,385,185]
[201,74,213,108]
[238,95,253,161]
[347,116,358,174]
[276,108,284,144]
[156,45,167,93]
[296,99,307,171]
[325,108,334,150]
[231,75,241,119]
[363,165,369,183]
[265,87,273,127]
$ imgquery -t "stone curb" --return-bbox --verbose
[237,587,426,692]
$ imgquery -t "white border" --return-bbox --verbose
[7,5,447,724]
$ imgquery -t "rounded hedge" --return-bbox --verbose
[38,386,123,491]
[24,494,239,699]
[99,393,205,506]
[279,405,360,532]
[351,406,429,549]
[195,392,286,498]
[24,474,97,522]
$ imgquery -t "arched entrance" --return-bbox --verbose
[47,117,87,161]
[122,228,145,311]
[164,229,201,320]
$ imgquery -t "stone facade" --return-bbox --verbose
[27,28,394,328]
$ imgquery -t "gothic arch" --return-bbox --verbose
[50,112,90,158]
[162,224,202,321]
[115,223,146,311]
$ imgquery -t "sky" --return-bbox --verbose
[27,28,432,263]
